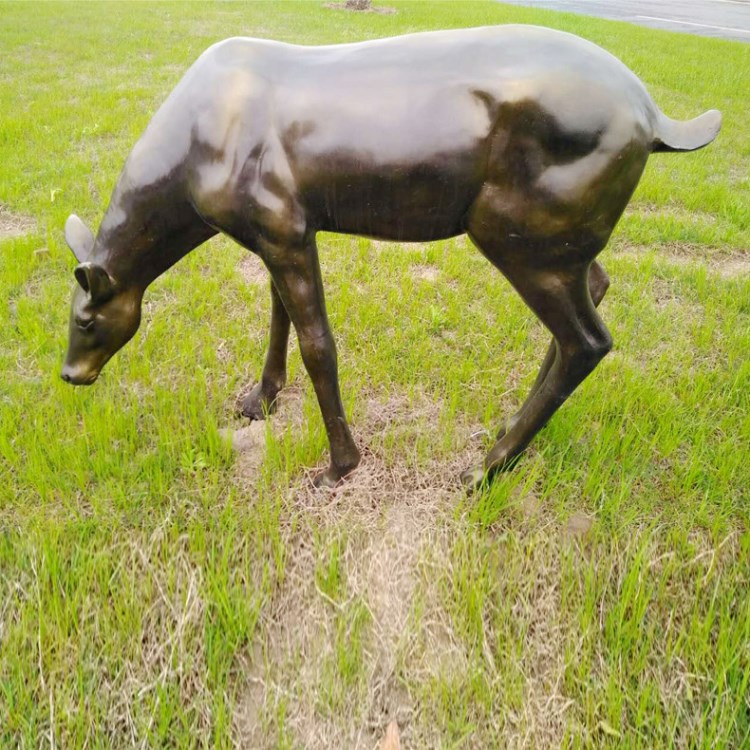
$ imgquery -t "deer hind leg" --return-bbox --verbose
[461,254,613,490]
[241,278,291,420]
[496,260,610,439]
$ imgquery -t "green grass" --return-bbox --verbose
[1,1,749,747]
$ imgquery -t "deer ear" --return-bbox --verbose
[65,214,94,263]
[74,262,114,304]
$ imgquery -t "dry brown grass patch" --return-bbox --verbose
[511,538,571,747]
[713,255,750,279]
[237,252,268,287]
[409,264,440,283]
[232,390,483,747]
[628,203,717,225]
[614,242,750,280]
[0,203,35,239]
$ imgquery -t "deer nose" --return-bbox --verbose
[60,364,96,385]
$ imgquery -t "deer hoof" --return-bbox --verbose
[240,382,280,420]
[312,467,342,489]
[460,466,486,492]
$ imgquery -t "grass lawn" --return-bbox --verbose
[1,1,749,747]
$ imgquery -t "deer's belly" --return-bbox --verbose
[310,175,470,241]
[295,146,485,241]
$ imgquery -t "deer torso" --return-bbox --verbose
[107,25,657,253]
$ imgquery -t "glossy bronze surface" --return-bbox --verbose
[62,25,721,488]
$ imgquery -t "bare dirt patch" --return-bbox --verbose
[0,203,35,239]
[323,1,397,14]
[565,510,594,539]
[222,384,305,478]
[409,264,440,283]
[378,721,401,749]
[220,421,267,475]
[649,277,703,316]
[237,253,268,287]
[713,256,750,280]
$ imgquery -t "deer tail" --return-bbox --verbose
[652,109,722,153]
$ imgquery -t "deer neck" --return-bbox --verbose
[93,170,216,291]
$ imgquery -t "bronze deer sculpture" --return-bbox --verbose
[61,26,721,489]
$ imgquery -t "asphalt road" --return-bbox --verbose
[498,0,750,42]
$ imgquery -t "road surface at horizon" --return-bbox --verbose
[498,0,750,42]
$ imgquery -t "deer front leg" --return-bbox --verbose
[262,238,360,488]
[241,279,290,420]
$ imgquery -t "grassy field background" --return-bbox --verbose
[1,1,749,747]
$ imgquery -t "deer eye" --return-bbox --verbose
[75,316,95,332]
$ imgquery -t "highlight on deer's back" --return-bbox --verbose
[61,25,720,489]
